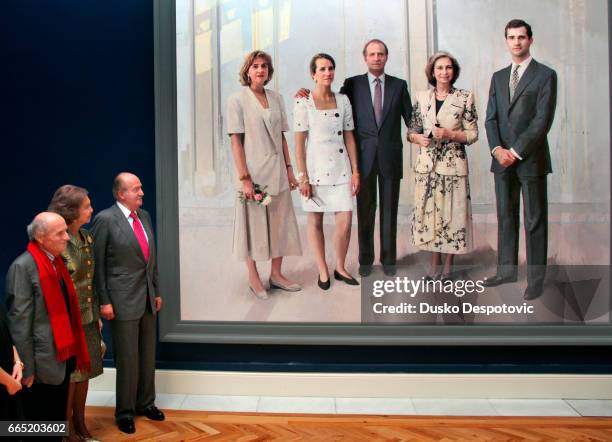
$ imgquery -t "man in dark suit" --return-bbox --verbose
[340,39,412,276]
[92,172,164,433]
[484,19,557,300]
[6,212,90,440]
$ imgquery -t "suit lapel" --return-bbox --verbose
[244,88,275,143]
[425,89,438,129]
[378,75,394,129]
[112,205,146,263]
[360,74,377,127]
[138,209,155,264]
[509,60,538,111]
[499,65,512,108]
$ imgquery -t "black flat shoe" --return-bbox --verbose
[136,405,165,421]
[482,274,517,287]
[424,272,441,282]
[440,273,454,283]
[117,417,135,434]
[334,270,359,286]
[318,275,330,290]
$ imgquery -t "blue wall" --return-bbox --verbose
[2,0,611,373]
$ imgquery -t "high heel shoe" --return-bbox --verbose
[333,270,359,286]
[249,286,269,300]
[317,275,331,290]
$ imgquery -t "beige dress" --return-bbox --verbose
[226,87,302,261]
[408,87,478,254]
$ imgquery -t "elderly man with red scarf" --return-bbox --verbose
[5,212,90,439]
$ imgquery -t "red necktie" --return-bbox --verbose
[130,211,150,262]
[374,77,382,126]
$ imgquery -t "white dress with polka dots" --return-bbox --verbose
[293,92,355,212]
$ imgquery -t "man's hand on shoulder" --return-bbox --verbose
[294,88,310,99]
[100,304,115,320]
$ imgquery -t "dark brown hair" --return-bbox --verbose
[309,53,336,75]
[48,184,89,225]
[239,50,274,86]
[425,51,461,87]
[505,19,532,39]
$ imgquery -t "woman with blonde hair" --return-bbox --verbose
[226,50,302,299]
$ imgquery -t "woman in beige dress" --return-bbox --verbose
[226,50,302,299]
[407,51,478,281]
[49,185,104,442]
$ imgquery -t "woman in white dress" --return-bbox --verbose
[294,53,360,290]
[226,50,302,299]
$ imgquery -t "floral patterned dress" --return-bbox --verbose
[408,87,478,254]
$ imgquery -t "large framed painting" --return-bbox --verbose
[155,0,612,344]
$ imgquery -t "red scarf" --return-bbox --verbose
[27,241,91,372]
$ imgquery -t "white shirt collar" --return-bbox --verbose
[116,201,134,218]
[367,72,385,84]
[512,56,533,72]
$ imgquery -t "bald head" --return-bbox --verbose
[27,212,69,256]
[113,172,144,211]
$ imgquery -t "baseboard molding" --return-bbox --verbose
[90,369,612,399]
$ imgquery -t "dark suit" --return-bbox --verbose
[5,252,74,435]
[92,204,159,420]
[485,59,557,288]
[341,74,412,266]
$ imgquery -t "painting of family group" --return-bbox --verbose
[175,0,610,324]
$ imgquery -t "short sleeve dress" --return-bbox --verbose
[293,92,355,212]
[226,87,303,262]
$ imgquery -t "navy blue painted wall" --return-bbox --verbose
[2,0,611,373]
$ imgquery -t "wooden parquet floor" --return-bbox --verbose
[85,406,612,441]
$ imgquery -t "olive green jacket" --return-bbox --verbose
[61,228,99,325]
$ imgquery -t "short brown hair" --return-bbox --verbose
[425,51,461,87]
[48,184,89,225]
[505,19,532,39]
[309,53,336,75]
[239,50,274,86]
[362,39,389,57]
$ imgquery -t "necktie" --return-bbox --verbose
[130,211,150,262]
[374,77,382,126]
[510,64,520,101]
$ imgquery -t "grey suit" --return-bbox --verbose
[92,204,159,419]
[5,252,73,429]
[485,59,557,288]
[6,252,67,385]
[341,74,412,266]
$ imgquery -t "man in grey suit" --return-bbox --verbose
[484,19,557,300]
[340,39,412,276]
[92,172,164,433]
[6,212,89,438]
